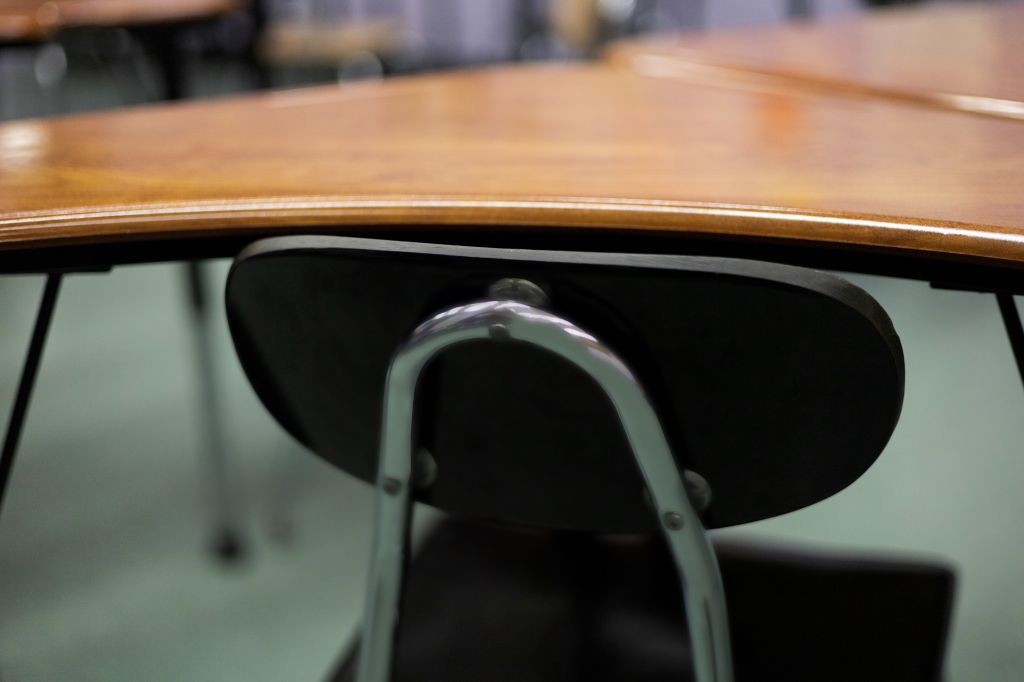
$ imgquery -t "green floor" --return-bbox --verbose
[0,264,373,680]
[2,44,1024,682]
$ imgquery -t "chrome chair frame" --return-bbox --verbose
[356,297,733,682]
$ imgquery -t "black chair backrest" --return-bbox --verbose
[226,236,904,531]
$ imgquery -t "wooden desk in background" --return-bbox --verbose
[605,1,1024,121]
[0,0,243,43]
[604,0,1024,392]
[0,0,254,102]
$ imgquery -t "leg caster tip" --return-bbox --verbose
[210,529,247,564]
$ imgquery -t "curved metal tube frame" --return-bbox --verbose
[356,299,733,682]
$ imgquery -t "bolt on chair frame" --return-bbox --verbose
[356,296,734,682]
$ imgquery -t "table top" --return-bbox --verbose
[605,2,1024,121]
[0,0,243,43]
[1,64,1024,278]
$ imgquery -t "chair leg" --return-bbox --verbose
[0,274,62,518]
[357,293,733,682]
[183,261,245,562]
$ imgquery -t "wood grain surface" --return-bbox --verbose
[1,64,1023,269]
[606,2,1024,121]
[0,0,243,42]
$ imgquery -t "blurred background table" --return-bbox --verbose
[606,1,1024,120]
[0,0,258,104]
[0,0,244,40]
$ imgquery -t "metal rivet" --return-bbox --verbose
[684,470,713,512]
[487,278,549,307]
[489,323,511,341]
[414,448,437,489]
[663,512,684,530]
[382,477,402,495]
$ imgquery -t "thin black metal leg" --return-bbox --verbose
[133,27,247,563]
[85,26,243,562]
[184,261,246,563]
[247,0,273,90]
[0,274,62,518]
[152,26,246,560]
[996,293,1024,391]
[139,26,187,102]
[787,0,814,19]
[266,450,302,544]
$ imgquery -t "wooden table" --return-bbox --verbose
[2,64,1023,288]
[0,0,243,42]
[0,0,253,101]
[603,1,1024,402]
[605,1,1024,121]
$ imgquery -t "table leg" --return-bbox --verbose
[0,274,62,518]
[137,25,187,101]
[184,261,246,563]
[787,0,814,19]
[247,0,272,90]
[135,26,249,563]
[996,293,1024,392]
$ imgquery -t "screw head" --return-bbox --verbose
[684,470,713,512]
[414,448,438,489]
[662,512,684,530]
[487,278,549,307]
[382,477,402,495]
[489,323,511,341]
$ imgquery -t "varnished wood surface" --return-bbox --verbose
[0,2,43,41]
[0,0,243,42]
[1,64,1024,269]
[606,2,1024,121]
[260,19,405,66]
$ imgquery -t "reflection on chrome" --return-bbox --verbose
[358,298,732,682]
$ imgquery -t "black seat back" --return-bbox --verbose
[226,236,904,531]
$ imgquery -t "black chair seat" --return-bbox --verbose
[328,519,954,682]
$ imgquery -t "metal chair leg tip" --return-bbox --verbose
[210,530,247,564]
